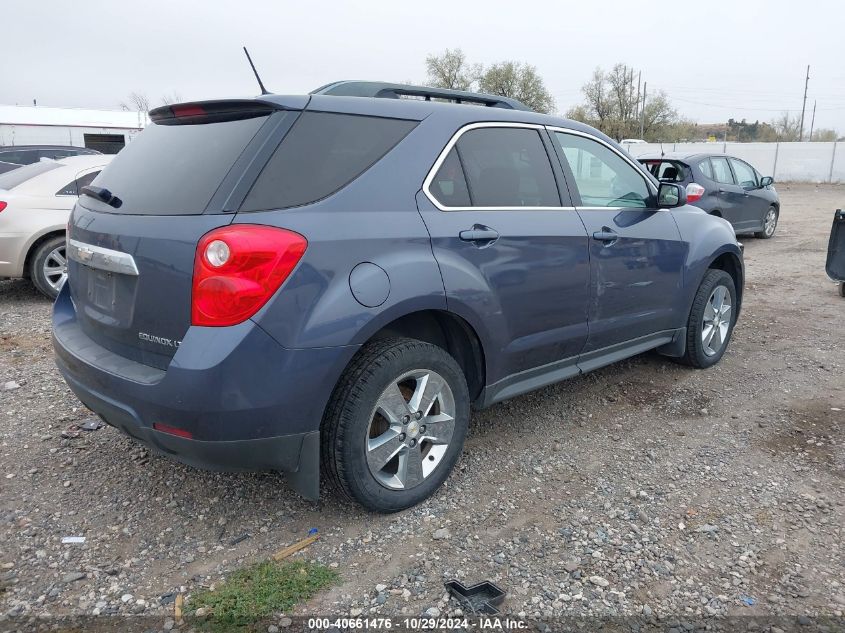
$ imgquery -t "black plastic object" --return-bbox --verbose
[826,209,845,282]
[444,580,506,614]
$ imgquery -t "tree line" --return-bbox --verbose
[423,50,841,142]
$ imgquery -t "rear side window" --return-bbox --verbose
[241,112,417,211]
[710,157,734,184]
[453,127,560,207]
[698,158,714,180]
[430,148,471,207]
[83,115,268,214]
[0,160,60,190]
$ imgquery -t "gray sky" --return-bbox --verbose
[5,0,845,133]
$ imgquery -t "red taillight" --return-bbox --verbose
[171,104,206,118]
[0,201,7,213]
[686,183,706,203]
[153,423,193,439]
[191,225,307,327]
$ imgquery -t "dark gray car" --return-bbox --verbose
[52,82,744,511]
[638,153,779,239]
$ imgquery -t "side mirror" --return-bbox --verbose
[760,176,774,187]
[657,182,687,208]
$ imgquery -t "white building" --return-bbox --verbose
[0,105,146,153]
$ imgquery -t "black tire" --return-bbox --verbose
[839,282,845,298]
[678,269,737,369]
[321,337,470,513]
[29,236,66,299]
[754,205,778,239]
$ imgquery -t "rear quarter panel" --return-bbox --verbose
[244,118,452,350]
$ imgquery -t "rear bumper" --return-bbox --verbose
[52,283,358,499]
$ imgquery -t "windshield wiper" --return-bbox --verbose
[81,185,122,209]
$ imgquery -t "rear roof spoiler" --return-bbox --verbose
[148,99,295,125]
[311,80,533,111]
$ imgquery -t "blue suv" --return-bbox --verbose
[52,82,743,512]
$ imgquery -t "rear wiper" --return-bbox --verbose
[81,185,122,209]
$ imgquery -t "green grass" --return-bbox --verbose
[190,560,338,631]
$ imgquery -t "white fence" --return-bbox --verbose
[622,141,844,184]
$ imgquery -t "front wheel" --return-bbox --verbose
[678,269,737,368]
[754,206,778,239]
[30,236,67,299]
[321,338,470,512]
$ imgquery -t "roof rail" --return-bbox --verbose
[311,80,532,111]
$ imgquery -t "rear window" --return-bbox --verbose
[0,160,60,190]
[698,158,714,179]
[82,115,268,215]
[240,112,417,211]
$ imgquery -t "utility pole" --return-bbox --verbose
[809,100,817,140]
[799,64,810,141]
[640,81,647,138]
[635,71,641,122]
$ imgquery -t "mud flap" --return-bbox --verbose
[826,209,845,283]
[285,431,321,501]
[656,327,687,357]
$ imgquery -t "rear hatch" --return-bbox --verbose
[67,100,302,369]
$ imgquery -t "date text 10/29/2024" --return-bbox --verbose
[308,617,528,630]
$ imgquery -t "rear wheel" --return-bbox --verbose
[678,269,737,368]
[30,236,67,299]
[321,337,469,512]
[754,206,778,239]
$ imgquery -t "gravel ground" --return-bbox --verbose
[1,183,843,629]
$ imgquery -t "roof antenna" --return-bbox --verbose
[243,46,269,95]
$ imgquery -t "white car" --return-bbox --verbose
[0,155,113,297]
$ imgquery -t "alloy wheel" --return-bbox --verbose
[365,369,456,490]
[43,245,68,292]
[701,285,732,356]
[764,208,777,237]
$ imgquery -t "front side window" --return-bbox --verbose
[710,157,734,184]
[454,127,560,207]
[554,132,651,208]
[242,112,417,211]
[729,158,758,189]
[429,147,471,207]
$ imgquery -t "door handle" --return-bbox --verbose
[592,229,618,243]
[459,227,499,244]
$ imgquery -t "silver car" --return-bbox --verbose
[0,155,112,297]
